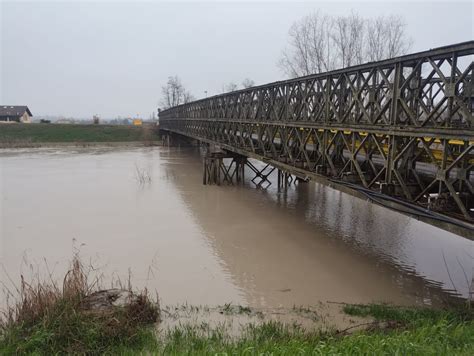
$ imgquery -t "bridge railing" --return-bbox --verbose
[160,41,473,133]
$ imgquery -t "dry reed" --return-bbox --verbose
[0,254,159,354]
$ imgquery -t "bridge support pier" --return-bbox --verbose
[202,148,247,186]
[276,169,300,190]
[161,133,171,146]
[203,155,222,185]
[202,151,303,190]
[159,130,198,147]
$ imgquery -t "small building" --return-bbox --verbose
[0,106,32,123]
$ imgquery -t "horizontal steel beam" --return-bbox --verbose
[161,118,474,141]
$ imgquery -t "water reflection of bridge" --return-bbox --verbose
[160,42,474,237]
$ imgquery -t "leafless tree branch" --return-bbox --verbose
[160,76,194,109]
[279,10,413,78]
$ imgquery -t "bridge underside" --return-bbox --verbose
[159,41,474,238]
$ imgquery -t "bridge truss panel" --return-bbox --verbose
[160,42,474,225]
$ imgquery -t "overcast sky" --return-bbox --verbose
[1,1,473,118]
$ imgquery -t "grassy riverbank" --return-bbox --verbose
[1,257,472,355]
[0,123,159,146]
[2,301,472,355]
[0,257,160,355]
[124,304,473,355]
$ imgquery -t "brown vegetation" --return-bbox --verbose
[0,255,159,354]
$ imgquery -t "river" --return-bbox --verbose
[0,146,472,310]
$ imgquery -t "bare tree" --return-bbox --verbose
[226,82,239,92]
[222,82,238,93]
[183,91,194,104]
[160,76,194,109]
[331,11,365,68]
[385,15,413,59]
[367,15,412,61]
[241,78,255,89]
[279,11,412,78]
[278,11,333,77]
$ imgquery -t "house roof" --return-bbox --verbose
[0,105,33,117]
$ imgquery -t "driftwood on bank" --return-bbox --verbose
[81,289,140,311]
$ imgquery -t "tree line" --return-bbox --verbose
[160,77,255,110]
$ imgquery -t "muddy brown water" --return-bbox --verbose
[0,147,472,316]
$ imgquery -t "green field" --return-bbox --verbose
[0,123,159,144]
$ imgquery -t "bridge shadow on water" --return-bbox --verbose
[158,146,472,306]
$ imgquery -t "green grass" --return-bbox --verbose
[0,123,159,143]
[1,305,159,355]
[343,303,473,325]
[2,301,473,355]
[122,304,473,355]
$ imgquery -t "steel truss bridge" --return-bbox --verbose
[159,41,474,237]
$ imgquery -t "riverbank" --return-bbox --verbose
[2,301,472,354]
[0,256,472,355]
[150,303,474,355]
[0,123,160,147]
[0,256,160,354]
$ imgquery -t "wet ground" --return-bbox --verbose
[1,146,472,325]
